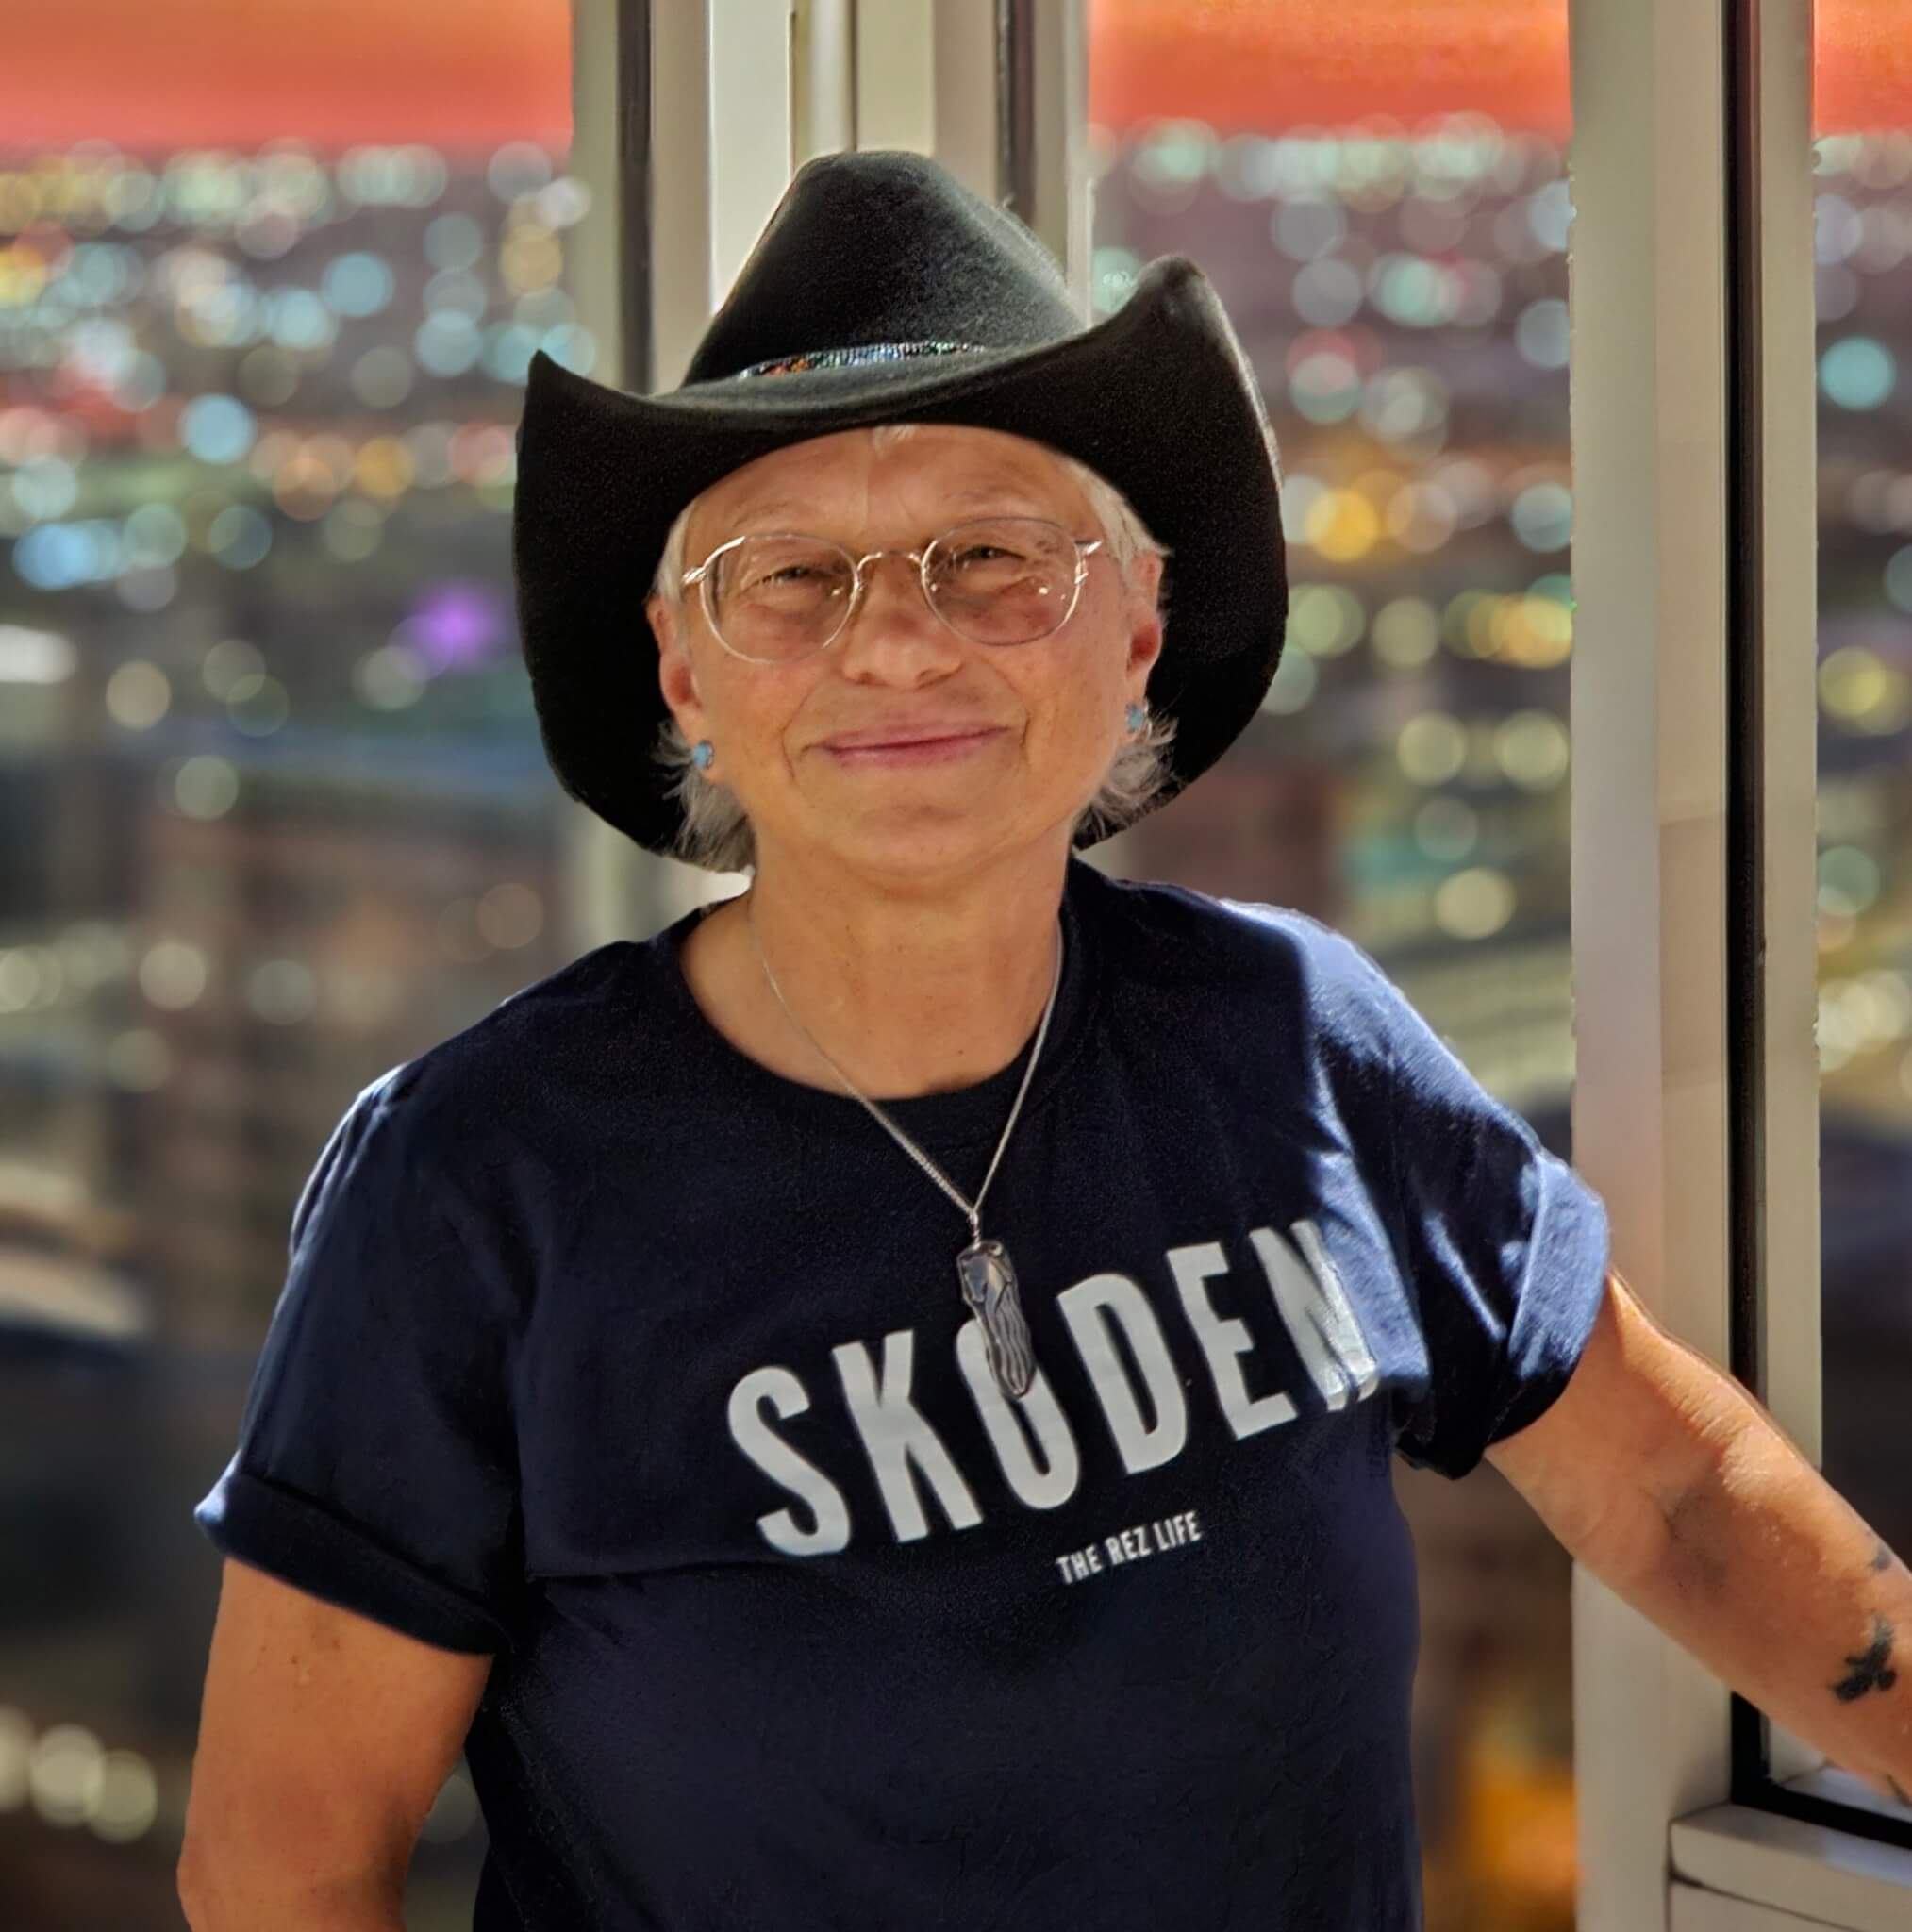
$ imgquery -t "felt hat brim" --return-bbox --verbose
[510,252,1287,865]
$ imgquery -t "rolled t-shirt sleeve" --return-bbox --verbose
[1321,923,1613,1483]
[193,1066,529,1653]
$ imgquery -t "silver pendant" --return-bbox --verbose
[956,1236,1037,1399]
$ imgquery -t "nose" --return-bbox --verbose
[841,548,939,637]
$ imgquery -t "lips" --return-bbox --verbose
[823,726,998,749]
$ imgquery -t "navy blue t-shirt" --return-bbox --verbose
[193,853,1610,1930]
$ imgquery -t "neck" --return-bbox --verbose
[691,850,1072,1102]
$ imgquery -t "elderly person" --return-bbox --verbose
[183,152,1620,1930]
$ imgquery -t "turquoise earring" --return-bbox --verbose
[1126,702,1147,733]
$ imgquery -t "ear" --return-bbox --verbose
[1126,556,1166,681]
[649,595,707,731]
[645,591,674,656]
[1130,548,1165,611]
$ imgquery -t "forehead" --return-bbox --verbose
[693,424,1076,534]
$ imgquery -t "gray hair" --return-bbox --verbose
[647,423,1177,874]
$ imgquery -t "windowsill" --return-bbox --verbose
[1670,1769,1912,1929]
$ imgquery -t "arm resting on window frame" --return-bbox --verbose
[1485,1267,1912,1807]
[1620,1388,1912,1808]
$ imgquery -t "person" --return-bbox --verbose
[180,150,1611,1931]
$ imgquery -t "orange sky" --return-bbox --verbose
[0,0,1902,156]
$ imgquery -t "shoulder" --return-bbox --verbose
[290,946,640,1312]
[346,941,640,1167]
[1086,866,1399,1056]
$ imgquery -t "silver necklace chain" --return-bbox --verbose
[742,891,1065,1244]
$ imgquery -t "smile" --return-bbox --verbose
[823,729,1006,768]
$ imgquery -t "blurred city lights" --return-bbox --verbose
[407,581,509,670]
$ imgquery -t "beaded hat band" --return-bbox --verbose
[734,341,990,379]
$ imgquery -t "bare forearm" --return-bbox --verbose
[184,1911,402,1932]
[1610,1397,1912,1808]
[178,1866,407,1932]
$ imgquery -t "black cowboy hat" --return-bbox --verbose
[510,147,1288,867]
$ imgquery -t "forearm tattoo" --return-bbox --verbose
[1836,1542,1909,1807]
[1831,1613,1895,1704]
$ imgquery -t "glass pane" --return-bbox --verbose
[1811,0,1912,1727]
[1089,3,1578,1924]
[0,5,576,1926]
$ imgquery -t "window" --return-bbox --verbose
[1810,3,1912,1690]
[0,3,577,1923]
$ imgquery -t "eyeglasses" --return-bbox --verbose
[679,516,1105,664]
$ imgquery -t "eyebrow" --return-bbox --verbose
[725,482,1064,534]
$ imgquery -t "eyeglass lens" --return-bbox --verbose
[707,517,1083,659]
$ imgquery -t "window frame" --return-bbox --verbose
[1570,0,1912,1919]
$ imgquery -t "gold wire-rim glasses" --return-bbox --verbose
[678,515,1106,664]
